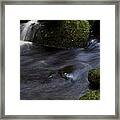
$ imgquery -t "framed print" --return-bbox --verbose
[0,0,119,119]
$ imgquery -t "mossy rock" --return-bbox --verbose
[33,20,90,48]
[80,90,100,100]
[88,68,100,89]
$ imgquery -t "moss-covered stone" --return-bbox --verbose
[88,68,100,89]
[33,20,90,48]
[79,90,100,100]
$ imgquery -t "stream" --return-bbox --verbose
[20,21,100,100]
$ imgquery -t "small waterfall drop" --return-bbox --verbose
[20,20,39,41]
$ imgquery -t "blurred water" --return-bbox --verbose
[20,20,39,41]
[20,39,100,100]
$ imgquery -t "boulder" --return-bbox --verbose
[88,68,100,89]
[33,20,90,48]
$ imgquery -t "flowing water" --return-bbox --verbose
[20,21,100,100]
[20,20,39,41]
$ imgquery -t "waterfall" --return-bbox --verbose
[20,20,39,41]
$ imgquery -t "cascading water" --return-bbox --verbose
[20,21,100,100]
[20,20,39,41]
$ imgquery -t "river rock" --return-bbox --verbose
[58,65,75,80]
[33,20,90,48]
[88,68,100,89]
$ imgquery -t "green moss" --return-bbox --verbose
[79,68,100,100]
[34,20,90,48]
[88,68,100,89]
[80,90,100,100]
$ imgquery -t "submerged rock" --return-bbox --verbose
[58,65,75,80]
[88,68,100,89]
[33,20,90,48]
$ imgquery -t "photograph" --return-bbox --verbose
[2,1,118,118]
[20,20,100,100]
